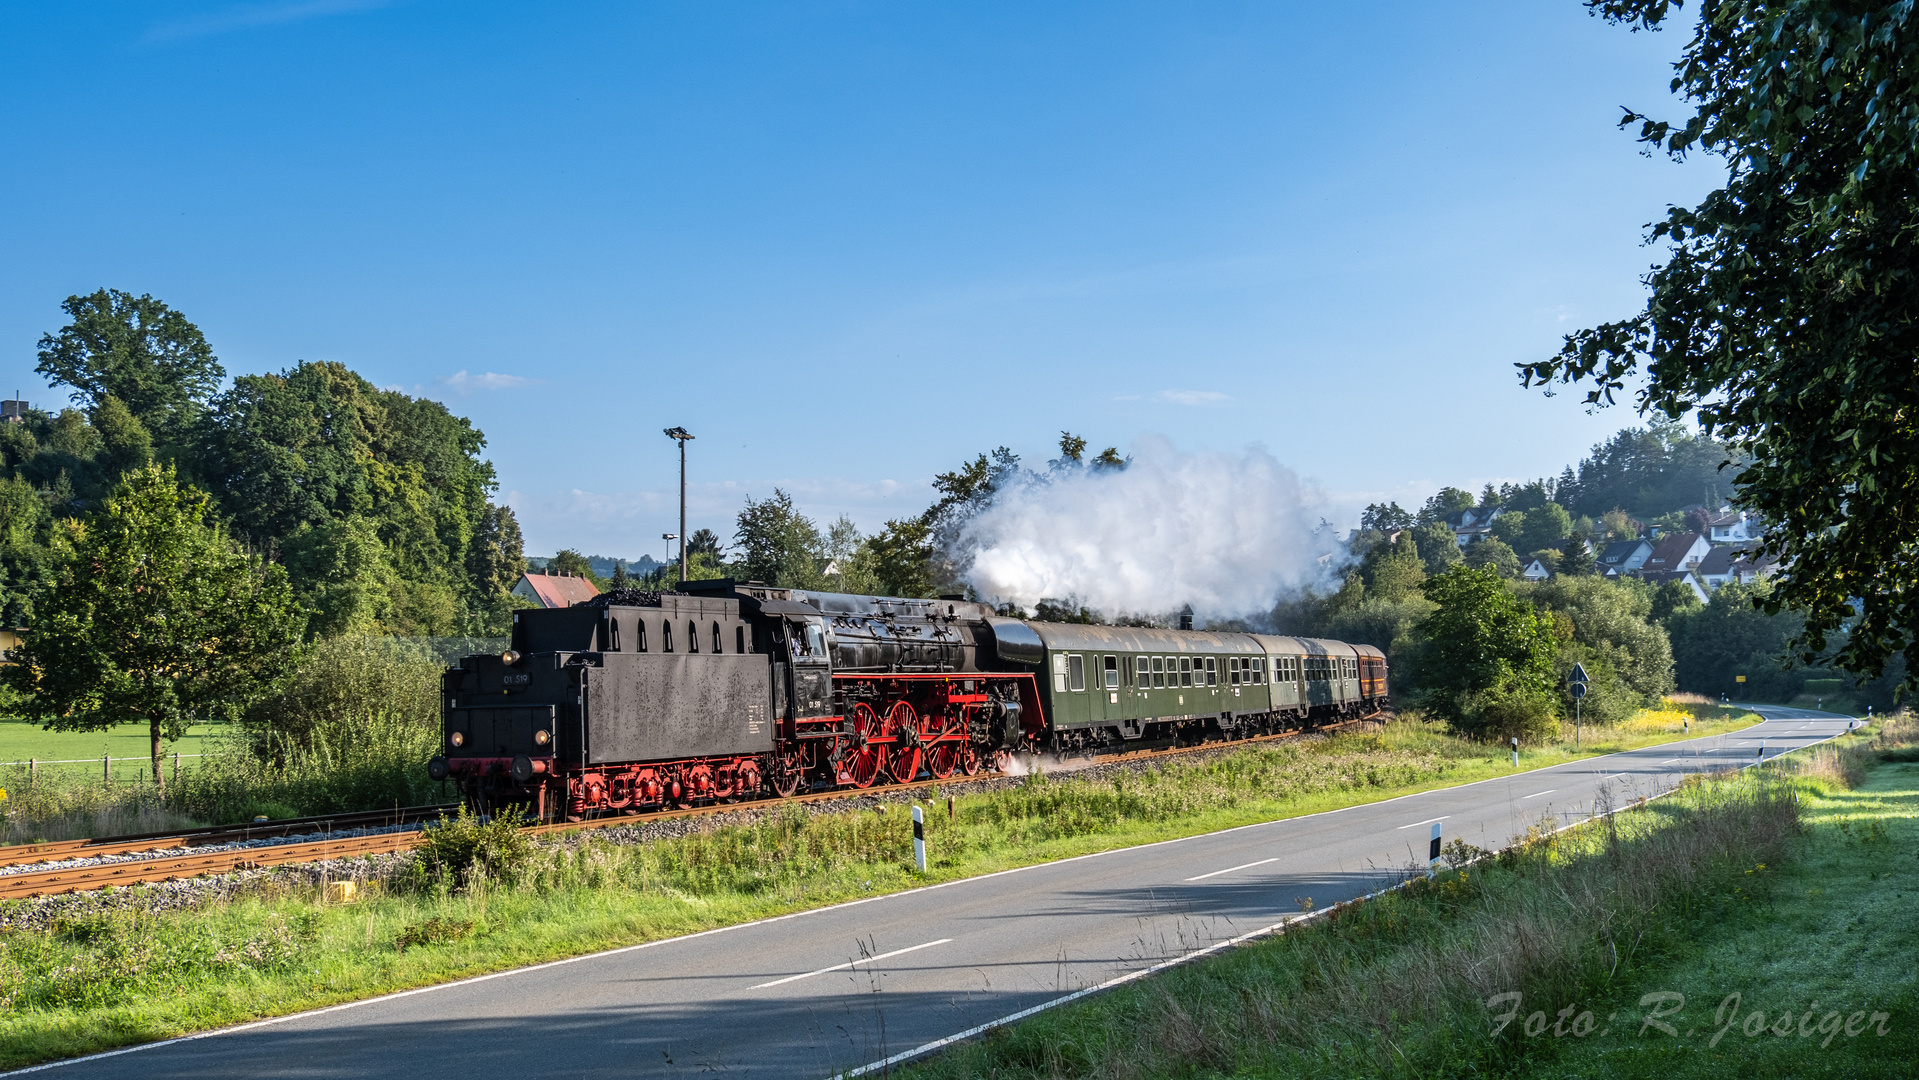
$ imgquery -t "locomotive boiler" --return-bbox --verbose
[427,580,1387,819]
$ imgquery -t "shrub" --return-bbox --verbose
[241,635,441,756]
[165,636,448,822]
[394,917,476,952]
[167,706,444,823]
[1457,681,1560,744]
[406,808,534,891]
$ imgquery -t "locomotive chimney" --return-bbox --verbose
[1178,605,1194,631]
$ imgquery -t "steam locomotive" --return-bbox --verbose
[427,580,1388,819]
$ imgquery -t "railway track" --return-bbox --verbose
[0,714,1385,899]
[0,804,458,869]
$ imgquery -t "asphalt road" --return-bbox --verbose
[14,706,1856,1080]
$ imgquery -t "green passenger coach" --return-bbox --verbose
[1002,622,1389,754]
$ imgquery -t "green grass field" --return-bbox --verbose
[0,720,225,782]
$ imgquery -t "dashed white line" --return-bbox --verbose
[1397,816,1450,830]
[1521,789,1555,799]
[750,938,951,990]
[1185,857,1279,882]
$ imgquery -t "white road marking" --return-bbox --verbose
[1397,816,1449,830]
[1659,758,1686,765]
[750,938,951,990]
[1185,857,1279,882]
[1521,789,1555,799]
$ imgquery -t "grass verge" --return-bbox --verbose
[0,706,1766,1068]
[898,713,1918,1079]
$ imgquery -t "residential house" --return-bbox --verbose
[1640,570,1711,605]
[1639,531,1711,576]
[1706,509,1763,545]
[1597,538,1653,577]
[1695,545,1739,589]
[1730,550,1783,586]
[1444,506,1505,548]
[512,572,601,608]
[1521,558,1553,582]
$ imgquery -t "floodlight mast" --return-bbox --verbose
[663,427,695,583]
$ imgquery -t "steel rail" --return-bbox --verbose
[0,831,425,899]
[0,804,459,869]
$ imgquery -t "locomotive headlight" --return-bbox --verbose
[449,731,465,747]
[534,729,551,746]
[502,649,522,665]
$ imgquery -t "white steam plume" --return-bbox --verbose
[956,437,1337,621]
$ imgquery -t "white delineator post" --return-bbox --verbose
[913,805,926,872]
[1511,736,1518,768]
[1428,821,1442,876]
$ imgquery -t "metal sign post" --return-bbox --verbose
[1569,663,1590,752]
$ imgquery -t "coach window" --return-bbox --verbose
[1052,654,1070,692]
[1179,657,1193,687]
[1205,657,1217,686]
[1104,655,1119,689]
[1068,654,1086,692]
[1253,658,1265,684]
[662,621,674,652]
[1151,657,1164,688]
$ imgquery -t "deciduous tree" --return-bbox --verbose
[36,290,224,443]
[1,465,305,787]
[1524,1,1919,684]
[1415,566,1558,736]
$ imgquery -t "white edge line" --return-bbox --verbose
[0,710,1829,1077]
[750,938,951,990]
[1521,789,1555,799]
[832,912,1315,1079]
[1183,857,1277,882]
[830,712,1857,1079]
[1395,816,1448,830]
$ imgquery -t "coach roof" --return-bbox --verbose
[1022,622,1264,655]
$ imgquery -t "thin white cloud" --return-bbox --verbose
[1157,389,1231,406]
[440,370,535,394]
[144,0,396,44]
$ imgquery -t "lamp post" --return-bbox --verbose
[663,427,694,583]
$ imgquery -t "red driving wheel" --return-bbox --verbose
[846,702,886,788]
[928,742,961,779]
[886,701,923,783]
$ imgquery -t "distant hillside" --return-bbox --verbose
[525,554,666,578]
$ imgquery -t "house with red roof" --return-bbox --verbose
[511,571,601,608]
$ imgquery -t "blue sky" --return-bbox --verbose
[0,2,1719,560]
